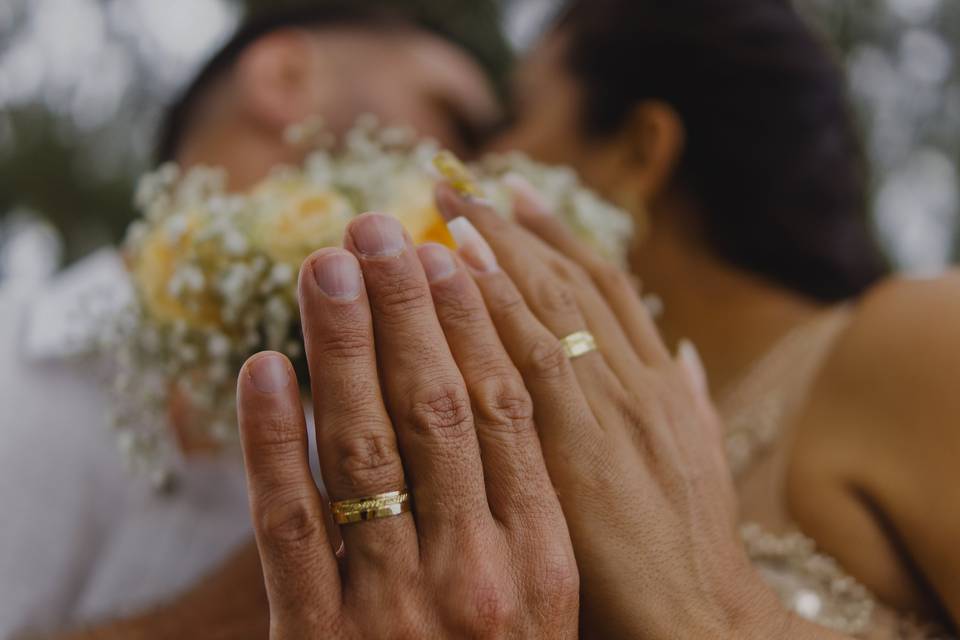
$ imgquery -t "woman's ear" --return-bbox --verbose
[615,101,686,204]
[233,29,320,131]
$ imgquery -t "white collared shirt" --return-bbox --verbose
[0,250,253,638]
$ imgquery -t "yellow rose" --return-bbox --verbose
[132,210,222,328]
[380,172,456,248]
[250,177,356,269]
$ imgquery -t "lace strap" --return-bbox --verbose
[721,307,854,477]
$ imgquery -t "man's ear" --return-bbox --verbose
[613,101,686,204]
[233,29,319,131]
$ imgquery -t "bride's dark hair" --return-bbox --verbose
[560,0,889,301]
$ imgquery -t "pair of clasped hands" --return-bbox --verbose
[237,178,785,639]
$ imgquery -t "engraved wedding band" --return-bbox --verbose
[331,489,411,525]
[560,330,598,360]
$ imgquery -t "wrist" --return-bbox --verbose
[719,568,792,640]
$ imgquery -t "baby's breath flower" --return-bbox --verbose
[269,263,294,287]
[98,119,633,484]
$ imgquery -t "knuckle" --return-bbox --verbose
[472,375,534,436]
[487,281,528,324]
[372,278,430,319]
[257,488,322,545]
[471,594,516,637]
[573,443,619,499]
[436,290,483,327]
[617,390,660,436]
[532,279,579,318]
[549,258,589,285]
[353,588,422,639]
[246,410,304,451]
[618,389,670,453]
[532,549,580,609]
[462,575,517,637]
[406,382,474,439]
[523,337,569,382]
[617,390,649,427]
[317,326,372,361]
[333,430,404,493]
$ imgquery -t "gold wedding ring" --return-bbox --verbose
[330,490,411,525]
[560,330,598,360]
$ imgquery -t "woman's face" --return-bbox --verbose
[490,31,685,215]
[489,32,626,199]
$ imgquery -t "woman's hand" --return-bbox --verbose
[431,181,803,639]
[236,213,579,639]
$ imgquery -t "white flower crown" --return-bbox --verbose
[99,117,633,485]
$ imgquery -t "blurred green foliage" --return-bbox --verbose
[0,108,134,259]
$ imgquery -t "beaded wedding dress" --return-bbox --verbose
[719,309,952,639]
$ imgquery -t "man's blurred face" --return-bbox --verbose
[175,26,501,189]
[312,28,501,158]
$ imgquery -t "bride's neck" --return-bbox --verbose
[631,207,824,394]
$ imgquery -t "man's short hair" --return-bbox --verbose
[155,1,509,164]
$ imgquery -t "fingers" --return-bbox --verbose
[436,184,628,421]
[676,339,725,444]
[298,248,417,575]
[416,243,566,528]
[342,213,490,541]
[237,352,340,622]
[506,174,672,366]
[423,228,606,478]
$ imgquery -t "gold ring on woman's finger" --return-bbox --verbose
[560,331,598,360]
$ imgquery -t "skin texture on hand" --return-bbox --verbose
[432,181,854,640]
[52,188,865,640]
[234,213,579,639]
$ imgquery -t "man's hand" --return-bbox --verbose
[237,213,579,638]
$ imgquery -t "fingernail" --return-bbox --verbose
[435,182,466,222]
[248,354,290,394]
[311,250,361,300]
[447,217,498,273]
[349,213,406,257]
[436,182,497,220]
[677,339,709,397]
[464,195,497,209]
[503,173,552,216]
[418,243,457,283]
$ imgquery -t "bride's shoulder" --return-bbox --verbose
[851,268,960,330]
[828,270,960,385]
[797,268,960,469]
[787,274,960,616]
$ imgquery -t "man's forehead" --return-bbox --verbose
[309,26,481,77]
